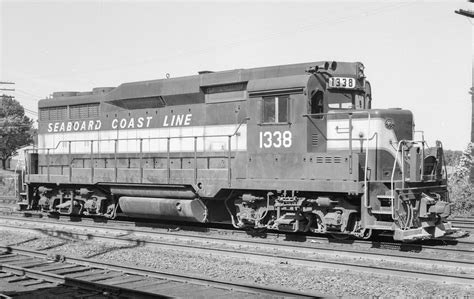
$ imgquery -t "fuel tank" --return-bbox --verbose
[118,196,208,223]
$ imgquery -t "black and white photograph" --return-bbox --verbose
[0,0,473,297]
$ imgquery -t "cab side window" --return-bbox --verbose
[311,91,324,114]
[262,95,289,123]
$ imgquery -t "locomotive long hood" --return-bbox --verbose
[38,61,364,108]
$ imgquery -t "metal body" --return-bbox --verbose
[22,61,454,241]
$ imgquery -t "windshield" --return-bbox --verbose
[327,91,367,110]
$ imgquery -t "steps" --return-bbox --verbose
[370,194,394,215]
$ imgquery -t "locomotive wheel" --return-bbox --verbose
[359,228,373,239]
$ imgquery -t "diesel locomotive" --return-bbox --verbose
[21,61,455,241]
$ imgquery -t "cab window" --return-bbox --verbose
[310,91,324,114]
[262,96,289,123]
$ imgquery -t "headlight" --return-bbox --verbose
[385,118,395,130]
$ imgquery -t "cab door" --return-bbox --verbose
[245,75,310,180]
[249,94,295,179]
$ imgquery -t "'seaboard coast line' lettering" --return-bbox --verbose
[48,120,102,133]
[46,114,194,133]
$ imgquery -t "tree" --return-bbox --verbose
[0,95,34,169]
[448,142,473,215]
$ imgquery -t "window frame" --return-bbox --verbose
[261,95,290,125]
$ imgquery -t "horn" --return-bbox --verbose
[314,62,330,72]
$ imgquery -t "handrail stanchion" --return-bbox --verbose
[390,140,404,221]
[421,142,425,181]
[47,149,50,182]
[363,113,371,208]
[26,150,31,183]
[194,136,198,185]
[114,139,118,183]
[348,113,353,174]
[228,135,232,187]
[90,141,94,183]
[167,137,171,184]
[139,138,143,184]
[68,141,72,182]
[401,145,405,189]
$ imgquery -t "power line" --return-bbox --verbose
[24,108,38,116]
[1,94,38,117]
[14,3,413,81]
[0,81,15,92]
[15,88,42,99]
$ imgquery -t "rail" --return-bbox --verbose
[303,110,372,208]
[26,117,250,187]
[2,219,473,287]
[0,244,317,298]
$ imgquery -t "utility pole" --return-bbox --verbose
[455,0,474,182]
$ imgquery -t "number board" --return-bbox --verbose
[328,77,356,89]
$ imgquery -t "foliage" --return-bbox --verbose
[443,149,462,168]
[0,95,34,169]
[448,143,473,216]
[0,172,16,197]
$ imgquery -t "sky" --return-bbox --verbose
[0,0,472,150]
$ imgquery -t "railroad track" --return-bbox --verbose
[0,216,472,286]
[0,245,316,298]
[450,218,474,230]
[1,209,472,247]
[0,212,473,253]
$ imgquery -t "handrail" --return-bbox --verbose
[303,110,371,208]
[390,139,428,222]
[27,117,251,153]
[390,140,404,221]
[26,117,250,186]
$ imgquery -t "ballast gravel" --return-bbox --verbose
[0,228,472,297]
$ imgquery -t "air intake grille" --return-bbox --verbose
[311,133,319,147]
[70,103,100,119]
[313,156,343,164]
[39,106,67,121]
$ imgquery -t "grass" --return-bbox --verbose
[0,169,18,197]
